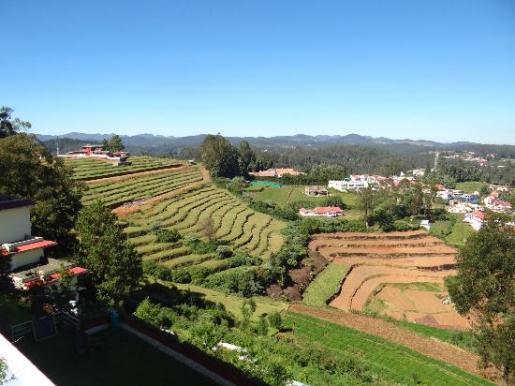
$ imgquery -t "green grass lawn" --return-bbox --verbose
[455,181,486,193]
[16,328,215,386]
[431,213,473,248]
[174,282,288,321]
[285,312,492,386]
[302,263,350,306]
[249,185,358,206]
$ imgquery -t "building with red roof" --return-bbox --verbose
[299,206,344,218]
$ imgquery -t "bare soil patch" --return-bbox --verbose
[267,250,327,301]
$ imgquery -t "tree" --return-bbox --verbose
[446,215,515,385]
[0,134,83,253]
[200,134,240,178]
[104,134,124,152]
[75,201,142,305]
[357,186,376,228]
[240,298,256,330]
[0,106,31,138]
[238,140,255,176]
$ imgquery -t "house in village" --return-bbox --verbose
[299,206,343,218]
[0,196,86,290]
[484,195,512,213]
[463,210,485,231]
[61,144,130,165]
[304,186,329,197]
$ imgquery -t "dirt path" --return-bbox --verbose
[85,164,188,185]
[199,165,211,182]
[288,303,495,381]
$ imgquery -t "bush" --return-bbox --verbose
[155,228,181,243]
[267,311,282,329]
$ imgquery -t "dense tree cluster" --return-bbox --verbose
[0,109,83,253]
[102,134,125,152]
[75,201,142,305]
[200,135,256,178]
[446,215,515,386]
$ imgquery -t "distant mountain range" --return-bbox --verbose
[37,132,478,149]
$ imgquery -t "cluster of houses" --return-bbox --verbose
[0,196,86,290]
[59,144,130,166]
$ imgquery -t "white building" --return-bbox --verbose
[328,179,368,191]
[0,196,56,271]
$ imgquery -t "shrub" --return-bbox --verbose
[267,311,282,330]
[155,228,181,243]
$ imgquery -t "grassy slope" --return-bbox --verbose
[431,213,473,248]
[248,185,362,219]
[285,312,492,386]
[174,282,288,321]
[302,263,350,306]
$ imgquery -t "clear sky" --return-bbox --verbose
[2,0,515,144]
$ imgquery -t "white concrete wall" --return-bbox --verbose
[11,248,43,270]
[0,206,32,243]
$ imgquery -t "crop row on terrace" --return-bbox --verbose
[122,184,284,276]
[285,312,492,386]
[64,156,182,180]
[82,168,203,207]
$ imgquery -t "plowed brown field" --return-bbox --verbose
[310,230,469,329]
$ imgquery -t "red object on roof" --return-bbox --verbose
[47,266,87,281]
[15,240,57,253]
[472,210,485,221]
[312,206,344,215]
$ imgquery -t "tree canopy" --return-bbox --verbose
[75,201,142,305]
[102,134,125,152]
[446,215,515,385]
[0,133,83,253]
[0,106,31,138]
[200,134,240,178]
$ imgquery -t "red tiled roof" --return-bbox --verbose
[47,266,87,281]
[13,240,57,253]
[472,210,485,221]
[311,206,344,214]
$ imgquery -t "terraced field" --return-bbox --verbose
[310,230,469,329]
[82,167,203,207]
[123,184,285,271]
[63,156,183,180]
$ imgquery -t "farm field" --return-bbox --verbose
[63,156,184,180]
[302,263,349,307]
[309,230,469,329]
[82,166,203,207]
[286,309,493,385]
[247,184,362,219]
[122,183,285,274]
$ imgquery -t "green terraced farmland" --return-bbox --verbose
[123,184,285,273]
[302,263,350,307]
[82,167,203,207]
[63,156,183,180]
[285,312,493,386]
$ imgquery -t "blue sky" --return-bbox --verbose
[2,0,515,143]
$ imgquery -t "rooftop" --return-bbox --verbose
[0,195,33,211]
